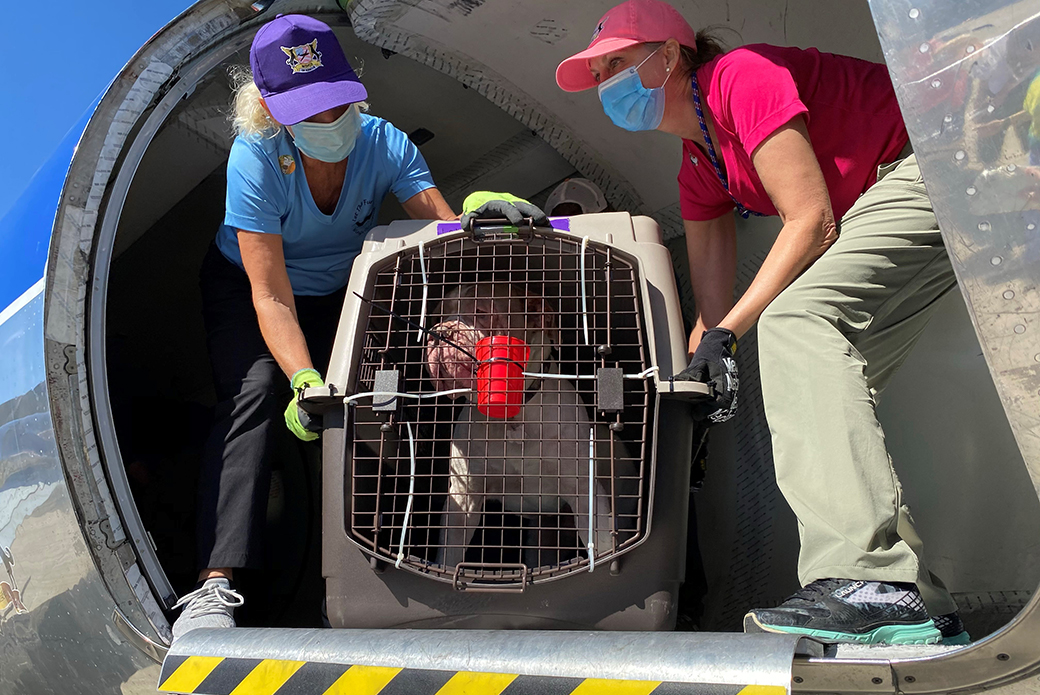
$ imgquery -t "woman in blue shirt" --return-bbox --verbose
[172,14,456,639]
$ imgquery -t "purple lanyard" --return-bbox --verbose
[690,74,766,219]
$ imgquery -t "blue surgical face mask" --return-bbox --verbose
[597,47,672,132]
[289,104,362,162]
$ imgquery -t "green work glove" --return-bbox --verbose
[460,191,550,230]
[285,368,324,442]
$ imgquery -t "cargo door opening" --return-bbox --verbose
[79,0,1040,654]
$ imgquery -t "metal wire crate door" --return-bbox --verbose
[344,231,657,589]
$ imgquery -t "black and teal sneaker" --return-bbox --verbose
[744,579,942,645]
[933,611,971,645]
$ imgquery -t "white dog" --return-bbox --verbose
[425,283,634,569]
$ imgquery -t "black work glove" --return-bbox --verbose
[673,327,739,424]
[460,191,550,231]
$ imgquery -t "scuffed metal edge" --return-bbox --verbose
[45,0,243,647]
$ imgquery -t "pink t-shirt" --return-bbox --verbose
[679,45,909,221]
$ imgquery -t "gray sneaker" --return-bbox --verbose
[171,578,244,641]
[744,579,941,645]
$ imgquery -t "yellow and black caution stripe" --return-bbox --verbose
[158,655,789,695]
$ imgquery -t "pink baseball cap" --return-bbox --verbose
[555,0,698,92]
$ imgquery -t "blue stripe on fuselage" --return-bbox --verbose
[0,109,93,315]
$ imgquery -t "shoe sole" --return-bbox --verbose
[744,613,942,645]
[940,631,972,646]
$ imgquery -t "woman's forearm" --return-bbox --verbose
[684,215,737,355]
[718,217,834,339]
[690,286,734,355]
[253,294,314,380]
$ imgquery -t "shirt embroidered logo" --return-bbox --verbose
[354,199,374,230]
[278,155,296,175]
[281,40,323,74]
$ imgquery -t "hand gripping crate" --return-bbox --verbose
[316,212,703,630]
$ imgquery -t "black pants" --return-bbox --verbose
[196,244,345,570]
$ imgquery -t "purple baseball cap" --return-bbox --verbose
[250,14,368,126]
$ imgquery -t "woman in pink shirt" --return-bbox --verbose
[557,0,968,645]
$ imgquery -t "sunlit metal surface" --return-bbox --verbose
[871,0,1040,489]
[113,609,169,664]
[0,297,156,692]
[167,627,819,688]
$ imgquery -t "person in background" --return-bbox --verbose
[544,177,610,217]
[556,0,968,645]
[172,14,457,640]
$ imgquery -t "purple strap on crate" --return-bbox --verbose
[436,218,571,235]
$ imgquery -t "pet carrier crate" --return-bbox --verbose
[311,212,706,630]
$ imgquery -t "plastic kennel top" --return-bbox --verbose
[317,213,701,625]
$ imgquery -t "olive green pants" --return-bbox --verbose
[757,154,959,616]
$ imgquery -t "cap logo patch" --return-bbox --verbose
[279,154,296,175]
[281,40,323,73]
[591,17,608,41]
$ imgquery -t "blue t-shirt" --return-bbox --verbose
[217,114,436,296]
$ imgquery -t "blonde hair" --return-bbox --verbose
[229,65,281,138]
[228,65,372,140]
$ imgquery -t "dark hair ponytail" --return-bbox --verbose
[677,28,728,77]
[646,28,729,80]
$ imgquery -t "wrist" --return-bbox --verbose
[290,367,323,390]
[701,326,738,359]
[704,325,737,342]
